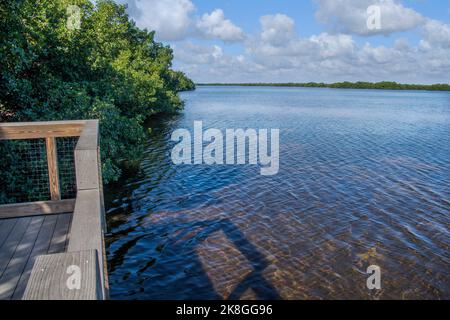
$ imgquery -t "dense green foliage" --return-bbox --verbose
[0,0,194,183]
[199,82,450,91]
[169,71,196,92]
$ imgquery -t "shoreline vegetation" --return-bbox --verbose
[0,0,195,186]
[197,82,450,91]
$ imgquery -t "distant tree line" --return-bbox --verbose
[198,82,450,91]
[0,0,195,184]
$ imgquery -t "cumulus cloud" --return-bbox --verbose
[119,1,245,42]
[314,0,425,35]
[118,0,195,41]
[310,33,355,58]
[249,15,356,61]
[173,42,224,65]
[196,9,245,42]
[260,14,297,47]
[421,20,450,48]
[173,42,264,82]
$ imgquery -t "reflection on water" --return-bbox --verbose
[105,86,450,299]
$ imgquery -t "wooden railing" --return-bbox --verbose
[0,120,86,218]
[0,120,108,299]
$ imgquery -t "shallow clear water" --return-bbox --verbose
[105,86,450,299]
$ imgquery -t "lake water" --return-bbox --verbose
[105,86,450,299]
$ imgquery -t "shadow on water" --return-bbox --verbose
[107,215,282,299]
[163,217,280,300]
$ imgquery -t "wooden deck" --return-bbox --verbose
[0,213,72,299]
[0,120,108,300]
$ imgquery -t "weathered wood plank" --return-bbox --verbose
[45,137,61,201]
[67,189,106,298]
[0,219,17,248]
[67,191,103,260]
[0,199,75,219]
[0,217,31,278]
[48,213,72,255]
[0,121,85,140]
[74,149,100,190]
[22,250,102,300]
[75,120,98,150]
[72,119,108,298]
[11,215,59,300]
[0,216,44,299]
[64,214,73,252]
[74,121,100,191]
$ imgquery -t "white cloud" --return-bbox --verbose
[120,0,195,41]
[173,42,264,81]
[314,0,425,35]
[120,1,245,42]
[196,9,245,42]
[173,43,225,65]
[260,14,296,47]
[248,15,356,63]
[421,20,450,48]
[309,33,355,58]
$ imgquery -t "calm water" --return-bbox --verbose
[105,86,450,299]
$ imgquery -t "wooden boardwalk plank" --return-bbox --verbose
[0,199,75,219]
[0,219,17,248]
[48,213,72,254]
[10,215,59,300]
[64,214,73,252]
[0,216,44,299]
[0,217,31,278]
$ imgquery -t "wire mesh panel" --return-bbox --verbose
[0,136,79,204]
[57,137,78,199]
[0,139,51,204]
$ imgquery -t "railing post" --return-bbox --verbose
[45,137,61,201]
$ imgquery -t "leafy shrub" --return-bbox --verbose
[0,0,194,188]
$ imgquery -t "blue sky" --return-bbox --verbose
[119,0,450,84]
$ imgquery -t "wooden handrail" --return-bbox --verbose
[0,120,85,140]
[68,119,109,299]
